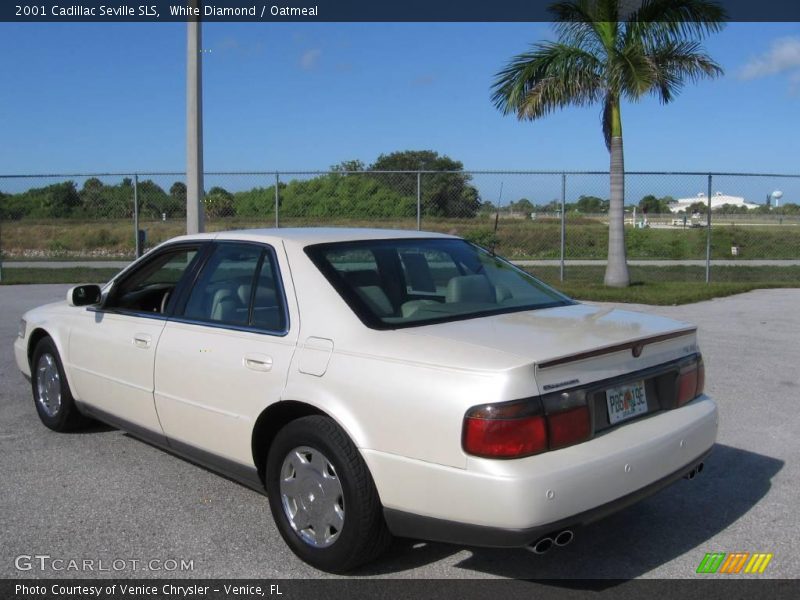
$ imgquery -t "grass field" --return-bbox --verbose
[527,265,800,304]
[4,264,798,305]
[3,216,800,260]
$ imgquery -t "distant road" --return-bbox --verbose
[3,259,800,269]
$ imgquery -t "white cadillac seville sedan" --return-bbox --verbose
[14,228,716,572]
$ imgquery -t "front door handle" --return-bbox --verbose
[133,333,152,348]
[244,353,273,372]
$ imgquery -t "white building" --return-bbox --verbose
[668,192,760,213]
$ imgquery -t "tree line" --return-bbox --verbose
[525,194,800,216]
[0,151,481,221]
[1,149,797,220]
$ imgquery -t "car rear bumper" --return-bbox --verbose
[363,395,717,547]
[383,448,710,547]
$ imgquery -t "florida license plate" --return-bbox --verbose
[606,380,647,425]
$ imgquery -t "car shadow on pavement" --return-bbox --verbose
[65,421,116,434]
[356,444,782,581]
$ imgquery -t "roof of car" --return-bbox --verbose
[177,227,458,246]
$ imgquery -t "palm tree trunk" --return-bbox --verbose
[604,101,630,287]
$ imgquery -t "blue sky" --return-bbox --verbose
[1,21,798,179]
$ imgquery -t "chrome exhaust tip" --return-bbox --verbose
[527,536,554,554]
[554,529,574,547]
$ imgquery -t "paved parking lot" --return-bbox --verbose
[0,285,798,579]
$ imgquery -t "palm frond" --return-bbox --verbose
[551,0,616,55]
[595,0,621,23]
[625,0,727,48]
[644,40,724,103]
[491,42,604,119]
[550,0,596,42]
[492,0,724,147]
[611,41,656,99]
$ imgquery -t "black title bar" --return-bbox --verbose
[3,579,800,600]
[2,1,799,22]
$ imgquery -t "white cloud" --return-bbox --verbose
[740,36,800,80]
[299,48,321,70]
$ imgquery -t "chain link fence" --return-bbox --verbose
[1,170,798,284]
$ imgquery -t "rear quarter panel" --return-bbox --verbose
[280,239,537,468]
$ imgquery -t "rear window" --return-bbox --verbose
[305,238,572,329]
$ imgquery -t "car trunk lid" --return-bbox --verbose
[406,303,699,390]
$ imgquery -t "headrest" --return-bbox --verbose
[446,275,495,304]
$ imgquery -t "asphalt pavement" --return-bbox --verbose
[0,285,797,580]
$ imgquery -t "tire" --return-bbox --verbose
[265,415,392,573]
[30,337,90,432]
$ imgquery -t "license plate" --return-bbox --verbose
[606,380,648,425]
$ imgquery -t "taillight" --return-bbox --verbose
[462,399,547,458]
[542,388,591,450]
[547,406,591,450]
[696,356,705,396]
[462,391,592,459]
[463,415,547,458]
[677,354,704,407]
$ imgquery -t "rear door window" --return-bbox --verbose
[181,243,288,332]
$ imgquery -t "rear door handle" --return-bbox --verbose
[133,333,152,348]
[244,353,273,372]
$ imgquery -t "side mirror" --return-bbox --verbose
[67,284,102,307]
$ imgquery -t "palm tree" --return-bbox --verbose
[492,0,725,287]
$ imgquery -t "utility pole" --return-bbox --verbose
[186,0,205,234]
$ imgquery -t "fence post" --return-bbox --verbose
[274,172,280,228]
[416,171,422,231]
[560,172,566,282]
[706,174,712,283]
[133,174,140,258]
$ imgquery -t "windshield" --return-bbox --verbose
[305,238,573,329]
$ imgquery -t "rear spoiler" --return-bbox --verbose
[537,327,697,370]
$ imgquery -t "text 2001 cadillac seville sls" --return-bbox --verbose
[15,228,716,572]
